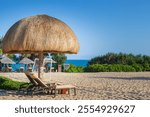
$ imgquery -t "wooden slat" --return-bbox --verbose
[56,85,75,89]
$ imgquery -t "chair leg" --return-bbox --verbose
[74,88,76,95]
[54,89,56,97]
[68,89,70,95]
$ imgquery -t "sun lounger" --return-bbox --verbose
[7,66,12,72]
[20,71,56,96]
[29,73,77,96]
[30,73,56,96]
[18,71,38,94]
[25,71,38,86]
[19,67,24,72]
[19,71,76,97]
[3,66,12,72]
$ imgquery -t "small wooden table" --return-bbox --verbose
[56,85,76,95]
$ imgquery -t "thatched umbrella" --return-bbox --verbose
[0,56,15,72]
[2,14,80,78]
[0,56,15,64]
[19,57,34,71]
[19,57,34,64]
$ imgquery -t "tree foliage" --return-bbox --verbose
[88,52,150,65]
[86,53,150,72]
[7,54,18,61]
[84,64,137,72]
[51,53,67,71]
[51,53,67,65]
[65,64,84,72]
[0,49,2,54]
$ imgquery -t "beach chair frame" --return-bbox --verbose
[19,71,56,97]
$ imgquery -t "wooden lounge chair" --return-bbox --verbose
[3,66,12,72]
[25,71,38,86]
[19,67,24,72]
[19,71,76,96]
[25,72,56,96]
[18,71,38,94]
[30,73,56,96]
[28,72,77,96]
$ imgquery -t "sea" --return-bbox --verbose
[65,60,89,67]
[5,60,89,71]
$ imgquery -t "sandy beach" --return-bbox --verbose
[0,72,150,100]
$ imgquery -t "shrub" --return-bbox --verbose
[65,64,84,73]
[87,52,150,72]
[84,64,136,72]
[143,64,150,71]
[132,64,143,72]
[0,76,29,90]
[119,64,136,72]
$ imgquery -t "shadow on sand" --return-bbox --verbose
[91,76,150,81]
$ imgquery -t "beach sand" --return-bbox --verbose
[0,72,150,100]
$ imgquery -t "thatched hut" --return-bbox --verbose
[2,14,80,77]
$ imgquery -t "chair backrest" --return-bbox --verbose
[30,73,48,87]
[25,71,38,86]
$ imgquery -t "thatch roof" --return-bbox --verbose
[2,14,80,54]
[19,57,34,64]
[0,56,15,64]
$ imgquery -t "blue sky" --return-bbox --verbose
[0,0,150,59]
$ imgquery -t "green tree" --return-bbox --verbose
[0,49,2,54]
[7,54,17,61]
[51,53,67,64]
[18,54,31,60]
[88,52,150,65]
[51,53,67,71]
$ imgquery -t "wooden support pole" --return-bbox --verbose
[38,53,44,78]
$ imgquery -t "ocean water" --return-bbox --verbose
[65,60,89,67]
[2,60,89,71]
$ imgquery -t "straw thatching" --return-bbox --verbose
[0,56,15,64]
[19,57,34,64]
[2,14,80,54]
